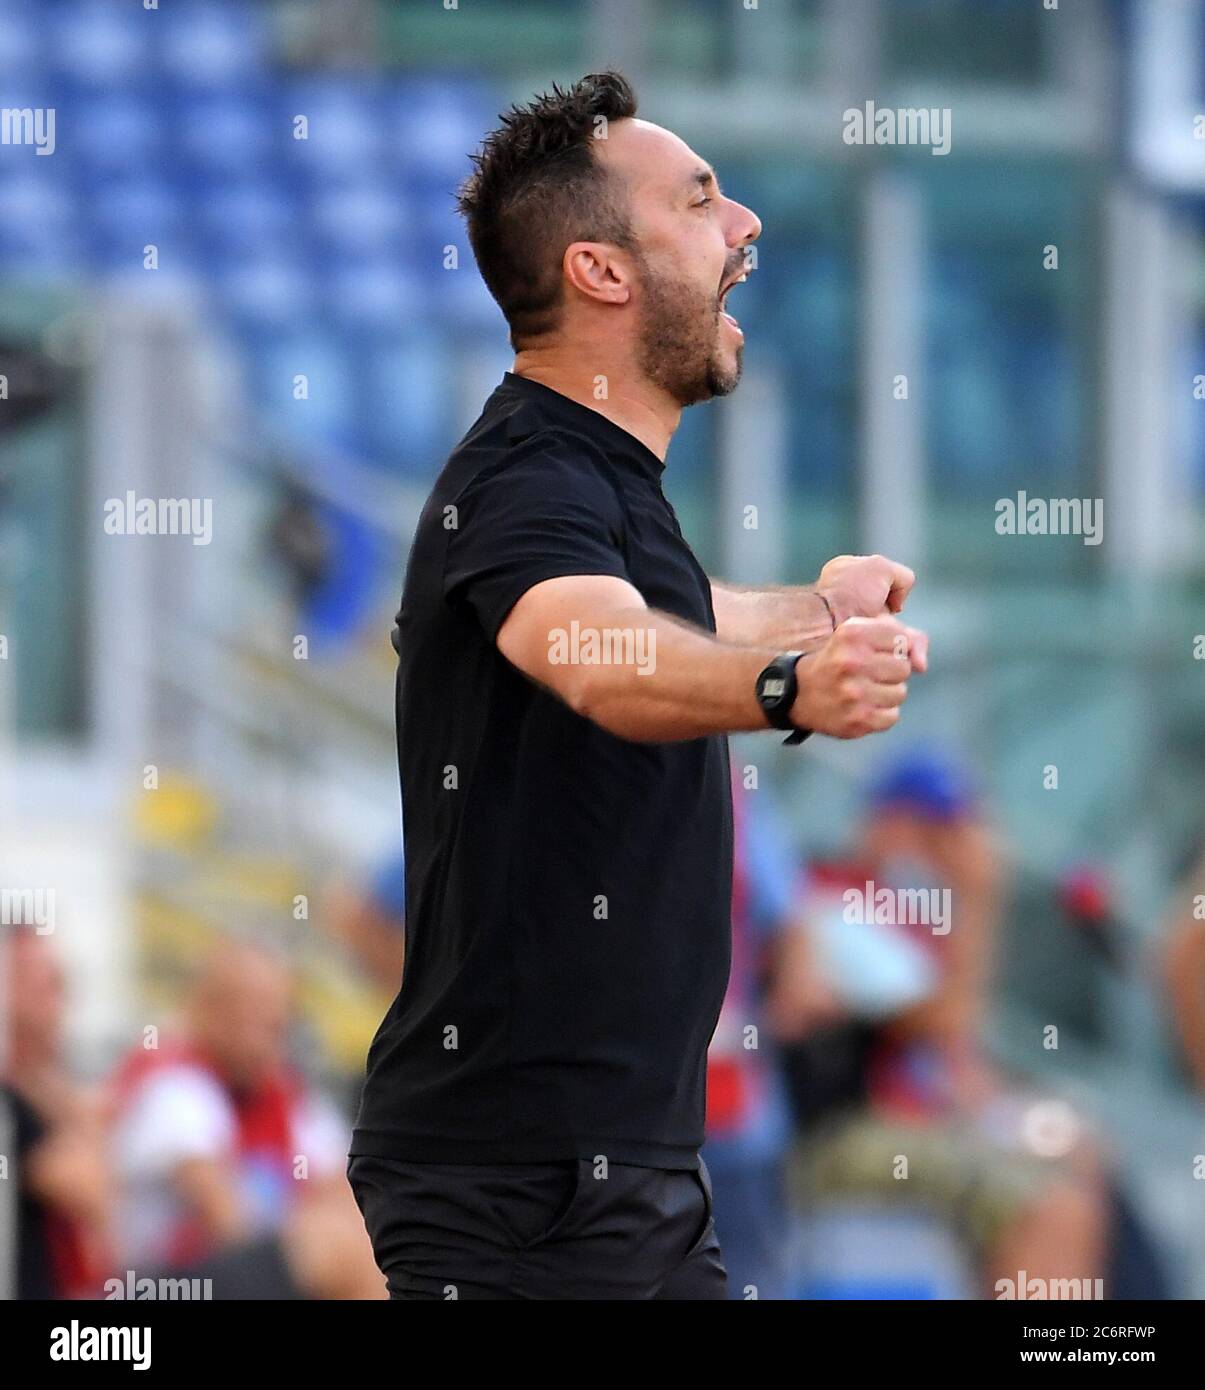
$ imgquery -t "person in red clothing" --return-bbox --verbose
[107,939,383,1298]
[2,924,112,1298]
[793,750,1111,1296]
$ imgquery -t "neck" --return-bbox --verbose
[512,343,681,462]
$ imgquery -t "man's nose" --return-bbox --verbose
[726,199,761,248]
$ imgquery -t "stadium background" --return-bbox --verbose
[2,0,1204,1299]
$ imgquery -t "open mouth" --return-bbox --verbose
[718,268,749,333]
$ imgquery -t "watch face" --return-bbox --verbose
[758,663,791,712]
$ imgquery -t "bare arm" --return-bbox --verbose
[324,882,406,995]
[1163,853,1205,1094]
[763,912,845,1041]
[25,1111,111,1231]
[709,581,835,650]
[710,553,918,648]
[495,573,926,743]
[172,1156,248,1246]
[924,821,1002,1062]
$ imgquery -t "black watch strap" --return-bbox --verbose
[756,650,813,745]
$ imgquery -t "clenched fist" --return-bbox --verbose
[816,553,916,625]
[790,615,928,739]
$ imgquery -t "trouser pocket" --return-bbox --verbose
[684,1158,716,1257]
[493,1160,585,1250]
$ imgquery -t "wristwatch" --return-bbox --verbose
[755,651,812,746]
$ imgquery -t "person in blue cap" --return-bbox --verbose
[790,746,1113,1298]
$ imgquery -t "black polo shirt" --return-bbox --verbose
[351,373,733,1170]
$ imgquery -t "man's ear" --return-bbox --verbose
[562,242,633,307]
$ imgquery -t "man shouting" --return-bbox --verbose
[349,71,927,1301]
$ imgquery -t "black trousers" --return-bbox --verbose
[348,1153,728,1300]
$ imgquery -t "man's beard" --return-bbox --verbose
[635,257,743,407]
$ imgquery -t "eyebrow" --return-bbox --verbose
[690,166,722,196]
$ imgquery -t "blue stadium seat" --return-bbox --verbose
[194,179,298,255]
[69,94,164,176]
[324,256,422,333]
[211,254,318,332]
[0,5,42,83]
[85,176,192,272]
[4,0,509,522]
[250,328,358,443]
[280,81,388,176]
[309,178,410,257]
[48,0,149,89]
[176,91,277,175]
[384,78,497,181]
[360,335,455,473]
[158,0,269,90]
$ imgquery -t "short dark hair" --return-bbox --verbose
[457,71,639,349]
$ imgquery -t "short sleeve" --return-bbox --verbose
[115,1066,236,1178]
[290,1091,351,1180]
[443,442,631,643]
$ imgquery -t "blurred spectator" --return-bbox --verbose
[323,850,406,996]
[1,925,112,1298]
[786,749,1120,1297]
[106,938,383,1298]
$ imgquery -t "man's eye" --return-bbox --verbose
[694,197,712,209]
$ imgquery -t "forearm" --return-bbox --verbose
[1166,918,1205,1094]
[709,579,835,650]
[559,606,782,742]
[499,572,923,745]
[174,1157,248,1246]
[924,855,1000,1060]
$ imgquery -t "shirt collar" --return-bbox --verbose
[499,372,667,481]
